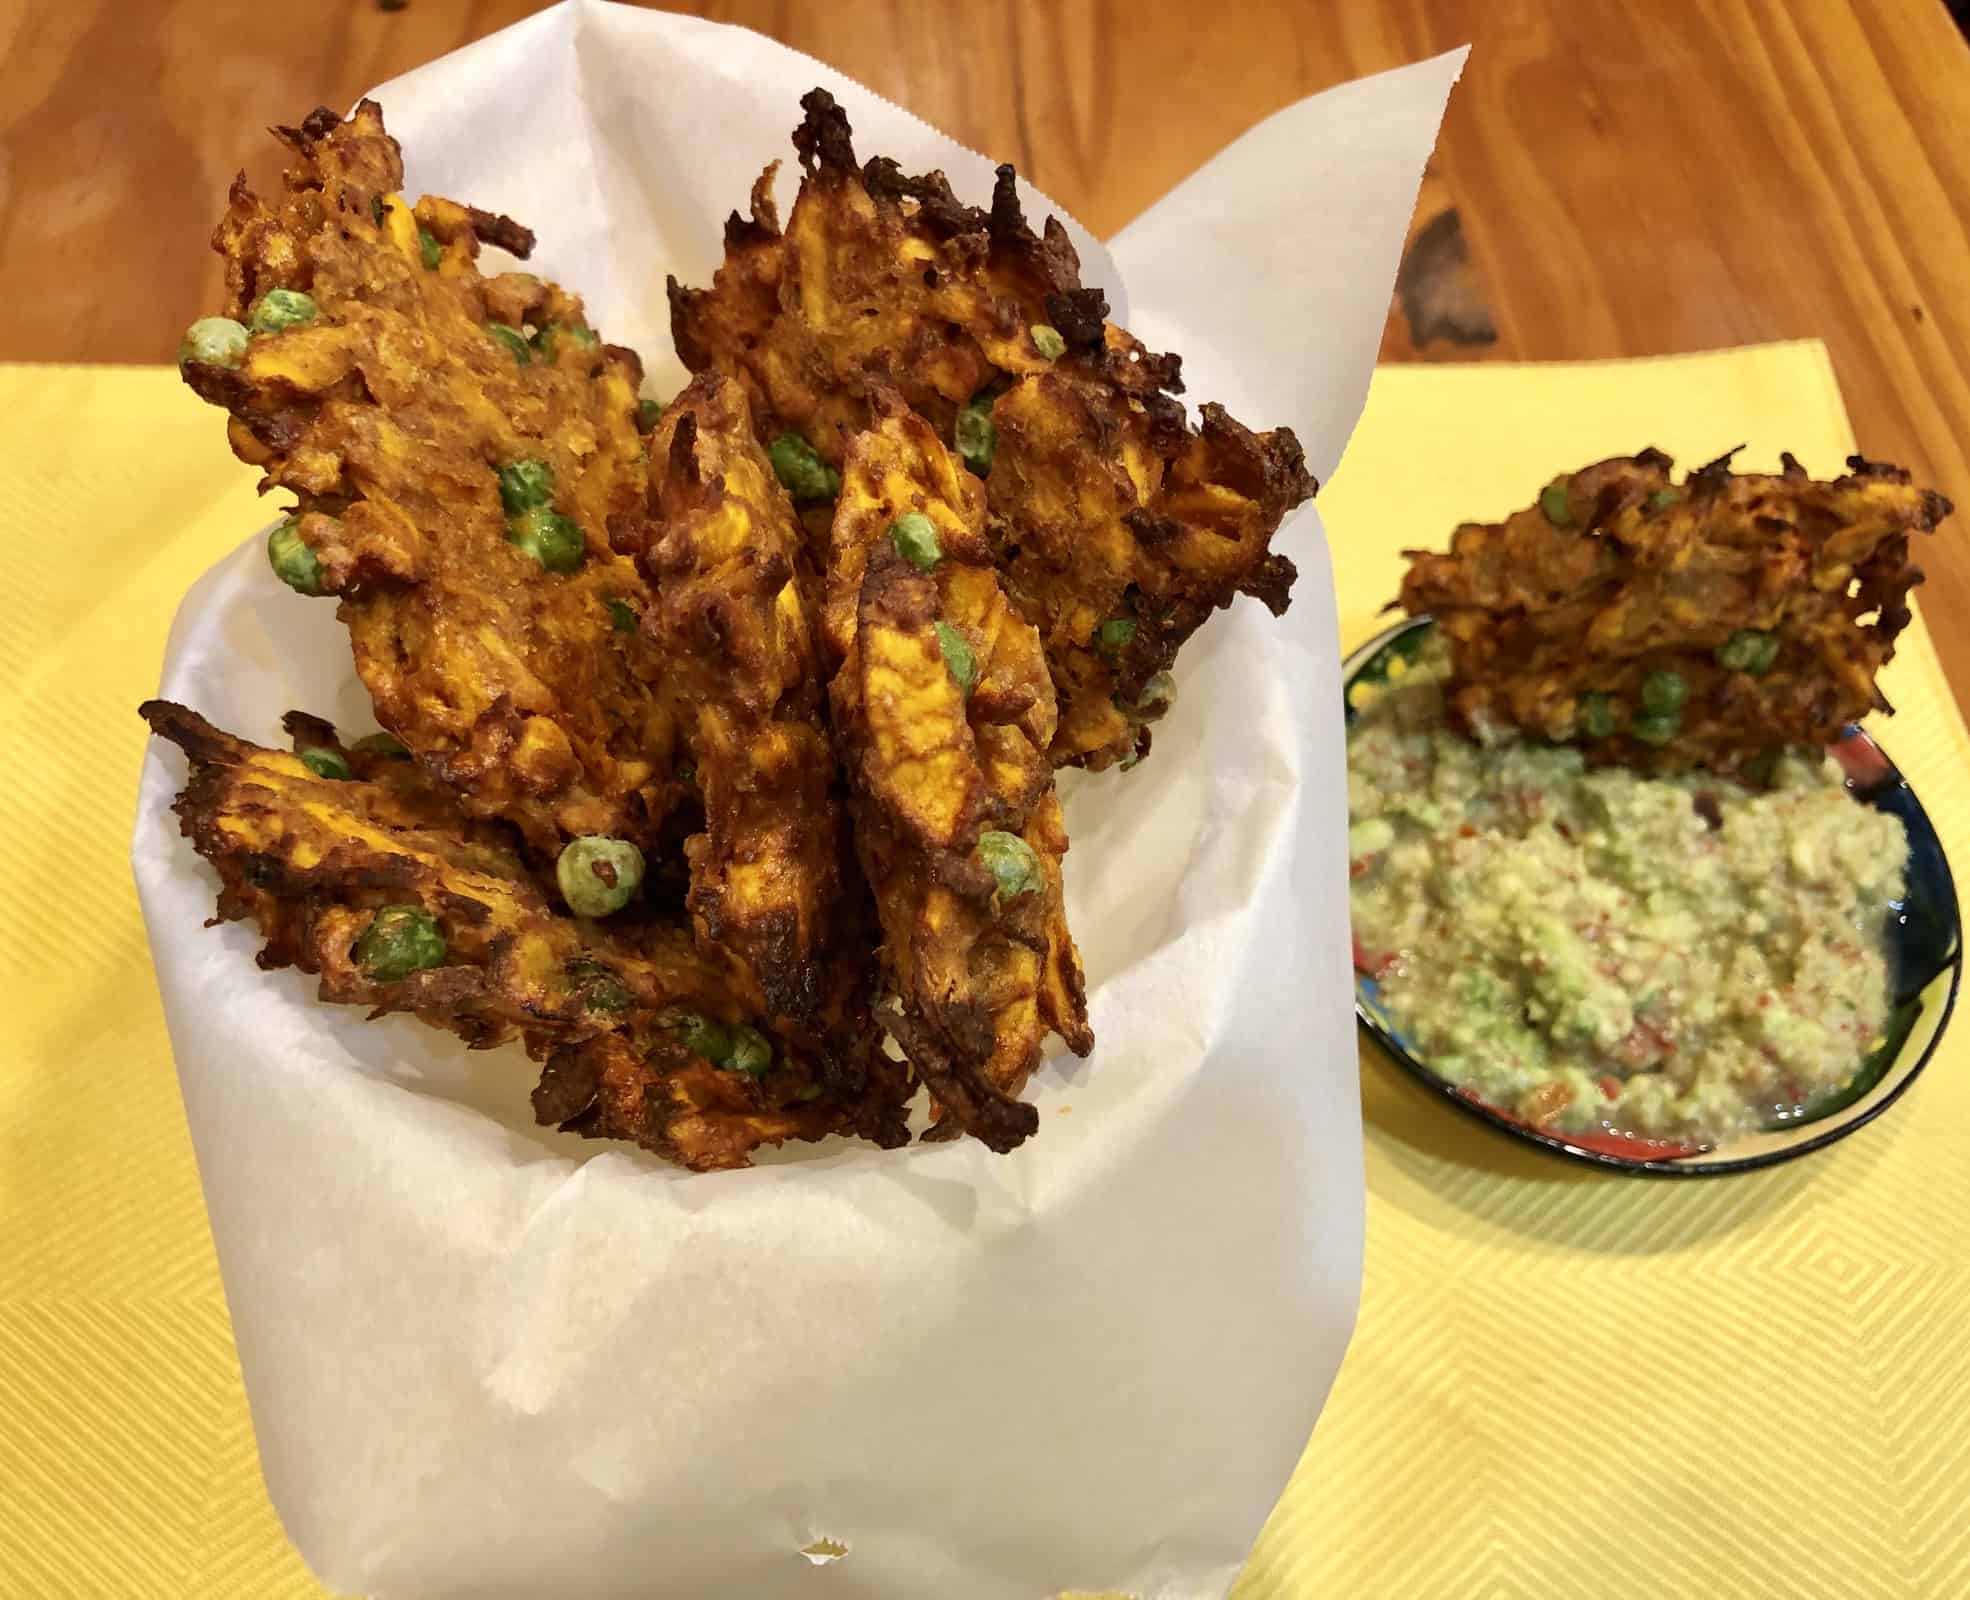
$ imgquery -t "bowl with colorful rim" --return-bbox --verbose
[1344,615,1961,1175]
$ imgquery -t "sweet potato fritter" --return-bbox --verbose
[182,100,676,857]
[825,391,1092,1150]
[989,373,1313,769]
[670,89,1315,770]
[671,88,1127,459]
[614,373,848,1023]
[140,700,908,1169]
[1397,449,1954,773]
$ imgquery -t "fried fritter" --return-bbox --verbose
[532,1028,894,1173]
[140,701,908,1170]
[614,373,848,1023]
[825,391,1092,1150]
[183,100,677,857]
[1397,450,1954,773]
[672,89,1130,460]
[670,89,1315,770]
[989,372,1313,768]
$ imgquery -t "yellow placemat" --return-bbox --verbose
[4,344,1964,1597]
[0,368,324,1594]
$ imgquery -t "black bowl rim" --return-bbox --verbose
[1346,615,1964,1177]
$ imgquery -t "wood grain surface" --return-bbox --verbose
[8,0,1970,708]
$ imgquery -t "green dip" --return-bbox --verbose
[1347,631,1908,1143]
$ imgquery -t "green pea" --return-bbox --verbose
[498,458,555,514]
[768,432,841,501]
[1632,711,1681,745]
[977,830,1042,901]
[1096,617,1137,655]
[1640,669,1688,715]
[935,621,977,695]
[674,1010,734,1064]
[1134,670,1176,721]
[1539,483,1572,526]
[793,1082,826,1102]
[530,324,596,359]
[578,973,632,1013]
[508,506,586,573]
[1743,747,1782,789]
[888,512,942,571]
[488,322,532,365]
[179,316,249,369]
[607,598,638,632]
[565,957,632,1013]
[418,229,443,270]
[299,746,352,781]
[266,517,325,596]
[555,835,645,918]
[1030,324,1066,360]
[1715,630,1759,671]
[726,1023,774,1077]
[1577,692,1617,739]
[638,397,663,431]
[1648,487,1680,511]
[249,288,318,334]
[352,904,446,983]
[1716,628,1780,675]
[352,732,410,758]
[676,759,698,786]
[955,390,998,475]
[586,979,632,1013]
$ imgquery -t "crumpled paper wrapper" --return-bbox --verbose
[130,6,1463,1594]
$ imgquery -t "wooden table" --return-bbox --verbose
[10,0,1970,709]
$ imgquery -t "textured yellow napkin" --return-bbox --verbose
[4,343,1964,1597]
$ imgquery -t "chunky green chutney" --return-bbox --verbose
[1347,632,1908,1143]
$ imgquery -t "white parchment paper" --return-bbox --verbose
[131,6,1463,1594]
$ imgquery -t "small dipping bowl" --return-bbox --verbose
[1345,616,1961,1175]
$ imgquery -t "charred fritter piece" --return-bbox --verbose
[670,89,1157,460]
[613,372,847,1024]
[1397,450,1954,773]
[140,701,908,1170]
[989,373,1313,769]
[670,88,1315,770]
[181,100,676,857]
[825,392,1092,1151]
[533,1028,906,1173]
